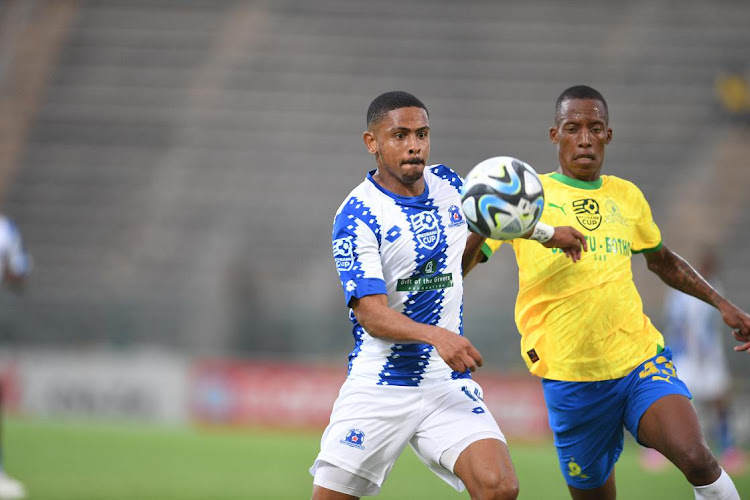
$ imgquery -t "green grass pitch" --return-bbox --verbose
[3,418,748,499]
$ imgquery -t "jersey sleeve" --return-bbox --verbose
[332,208,386,307]
[480,238,508,261]
[429,164,464,194]
[630,188,663,253]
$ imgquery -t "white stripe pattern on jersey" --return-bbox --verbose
[331,165,470,386]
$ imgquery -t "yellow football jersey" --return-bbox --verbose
[484,172,664,381]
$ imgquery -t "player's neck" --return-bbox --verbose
[372,170,425,197]
[557,166,601,182]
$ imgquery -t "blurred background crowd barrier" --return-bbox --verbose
[0,0,749,441]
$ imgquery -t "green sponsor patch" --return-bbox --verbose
[396,273,454,292]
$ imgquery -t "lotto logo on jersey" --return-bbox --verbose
[340,429,366,450]
[333,237,354,271]
[409,212,441,250]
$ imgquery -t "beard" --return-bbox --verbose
[400,161,425,184]
[401,168,424,184]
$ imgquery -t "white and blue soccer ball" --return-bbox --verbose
[460,156,545,240]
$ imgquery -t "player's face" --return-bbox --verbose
[363,107,430,194]
[550,98,612,181]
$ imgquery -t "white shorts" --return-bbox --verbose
[309,377,506,495]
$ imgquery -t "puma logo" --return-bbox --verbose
[549,202,567,215]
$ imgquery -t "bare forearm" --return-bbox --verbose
[462,232,486,276]
[364,307,444,343]
[353,296,445,344]
[646,247,725,307]
[351,294,484,371]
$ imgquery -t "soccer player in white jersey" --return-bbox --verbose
[310,91,587,499]
[0,215,31,500]
[0,217,31,293]
[659,250,745,473]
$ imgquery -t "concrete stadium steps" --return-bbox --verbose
[2,1,233,345]
[6,2,229,296]
[0,293,187,346]
[654,126,750,356]
[3,0,750,351]
[26,85,709,166]
[711,130,750,312]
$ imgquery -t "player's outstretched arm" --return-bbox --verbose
[462,223,588,275]
[644,245,750,352]
[522,223,588,262]
[542,225,588,262]
[351,294,484,372]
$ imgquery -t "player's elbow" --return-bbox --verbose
[350,295,391,338]
[646,259,663,275]
[355,312,376,335]
[351,305,383,339]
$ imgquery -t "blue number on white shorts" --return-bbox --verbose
[461,386,484,402]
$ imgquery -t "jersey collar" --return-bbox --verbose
[549,172,602,190]
[367,169,431,202]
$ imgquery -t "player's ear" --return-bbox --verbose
[605,128,612,144]
[363,130,378,155]
[549,126,559,144]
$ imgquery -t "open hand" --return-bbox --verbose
[543,226,588,263]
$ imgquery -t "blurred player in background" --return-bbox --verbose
[310,91,586,499]
[0,216,30,294]
[0,215,31,500]
[468,85,750,500]
[642,249,746,474]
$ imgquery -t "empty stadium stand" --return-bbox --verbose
[0,0,749,370]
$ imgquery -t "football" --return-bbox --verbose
[460,156,545,240]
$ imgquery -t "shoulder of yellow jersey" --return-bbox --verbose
[601,174,642,192]
[541,173,647,200]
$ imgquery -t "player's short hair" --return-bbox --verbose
[367,91,428,128]
[555,85,609,124]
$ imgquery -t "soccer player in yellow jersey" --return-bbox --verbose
[466,85,750,500]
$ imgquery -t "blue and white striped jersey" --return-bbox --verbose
[0,216,31,279]
[663,287,726,368]
[332,165,471,386]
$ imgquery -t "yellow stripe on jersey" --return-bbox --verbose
[486,172,664,381]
